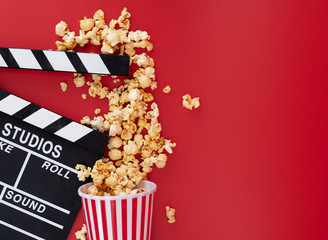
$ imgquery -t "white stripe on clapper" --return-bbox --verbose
[43,50,76,72]
[0,54,8,67]
[0,94,30,115]
[1,201,63,229]
[9,48,42,70]
[0,186,7,201]
[14,152,31,188]
[54,121,92,142]
[0,220,45,240]
[23,108,62,129]
[77,52,111,75]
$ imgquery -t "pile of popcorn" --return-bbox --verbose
[55,8,177,197]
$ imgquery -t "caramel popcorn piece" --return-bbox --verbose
[75,30,89,47]
[81,93,87,100]
[73,73,86,87]
[132,53,154,68]
[75,164,91,182]
[75,224,87,240]
[182,94,200,110]
[60,82,67,92]
[80,17,95,31]
[163,85,171,93]
[94,108,101,114]
[166,206,176,223]
[117,7,131,30]
[55,21,68,37]
[108,148,123,160]
[108,136,123,149]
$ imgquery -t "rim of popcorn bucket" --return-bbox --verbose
[78,180,157,200]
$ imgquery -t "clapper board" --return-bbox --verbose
[0,47,130,239]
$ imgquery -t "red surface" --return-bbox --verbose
[1,0,328,239]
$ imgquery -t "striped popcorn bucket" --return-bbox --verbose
[78,181,157,240]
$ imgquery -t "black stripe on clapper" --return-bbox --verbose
[65,52,88,73]
[43,117,72,134]
[100,54,130,76]
[12,103,41,120]
[0,47,19,68]
[76,130,110,156]
[31,49,54,71]
[0,89,10,101]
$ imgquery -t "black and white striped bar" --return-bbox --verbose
[0,89,109,155]
[0,47,130,76]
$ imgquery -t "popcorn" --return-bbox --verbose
[165,206,176,223]
[86,27,101,46]
[80,17,95,31]
[95,108,101,115]
[55,21,68,37]
[182,94,200,110]
[163,85,171,93]
[108,148,123,160]
[80,116,91,125]
[73,73,85,87]
[132,53,154,68]
[91,116,106,132]
[75,164,91,182]
[101,42,116,54]
[75,30,89,47]
[56,8,177,197]
[117,7,131,30]
[127,31,150,42]
[75,224,87,240]
[60,82,67,92]
[105,175,118,188]
[56,31,77,51]
[110,121,123,136]
[123,140,139,155]
[155,154,167,168]
[94,9,105,21]
[105,30,121,47]
[125,40,153,56]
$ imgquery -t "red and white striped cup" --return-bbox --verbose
[78,180,157,240]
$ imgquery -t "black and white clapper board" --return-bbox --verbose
[0,47,130,240]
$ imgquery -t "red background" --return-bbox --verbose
[1,0,328,239]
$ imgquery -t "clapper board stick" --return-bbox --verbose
[0,47,130,76]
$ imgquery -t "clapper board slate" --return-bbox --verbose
[0,47,130,76]
[0,89,110,240]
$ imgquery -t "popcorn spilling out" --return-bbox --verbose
[182,94,200,110]
[165,206,176,223]
[75,224,87,240]
[56,8,176,197]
